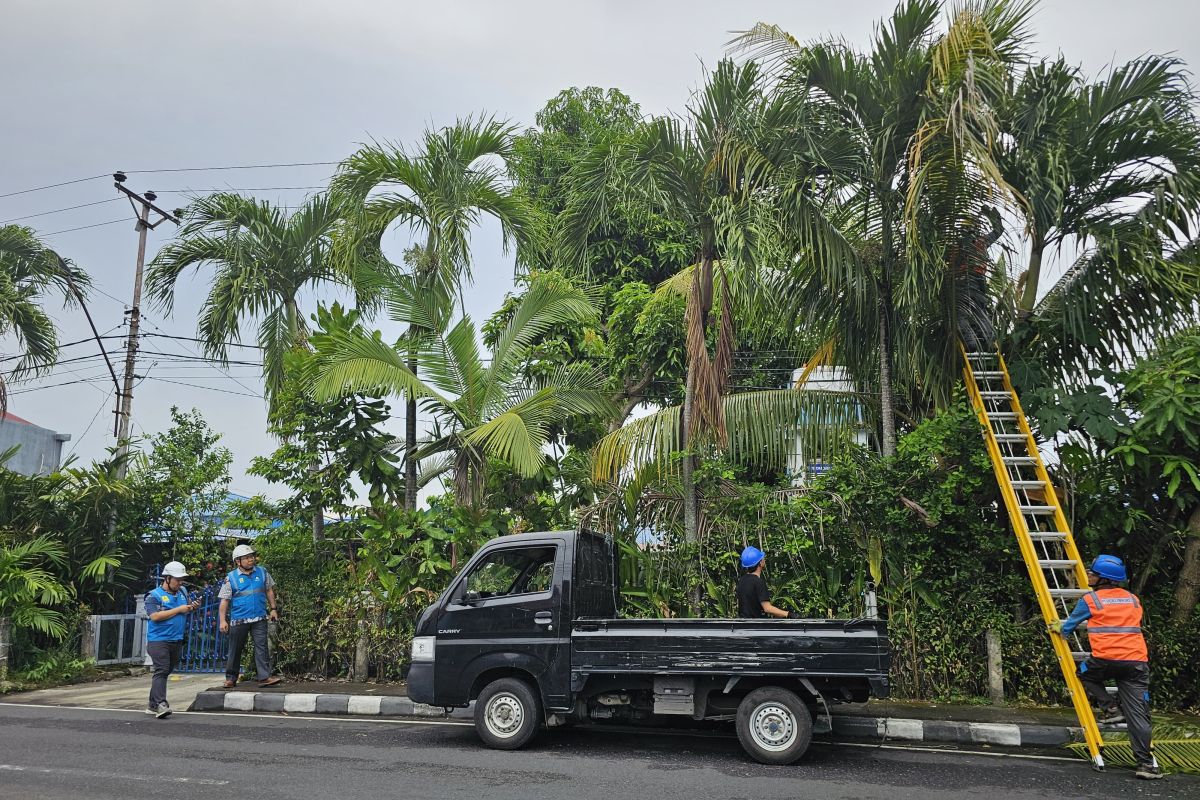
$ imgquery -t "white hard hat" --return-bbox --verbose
[232,544,257,560]
[162,561,190,579]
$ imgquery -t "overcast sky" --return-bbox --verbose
[2,0,1197,500]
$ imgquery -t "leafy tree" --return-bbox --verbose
[248,356,402,521]
[332,116,532,510]
[0,225,90,412]
[1109,330,1200,625]
[121,407,233,559]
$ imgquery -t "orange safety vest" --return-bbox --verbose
[1084,588,1148,662]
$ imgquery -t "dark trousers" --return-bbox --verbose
[225,619,271,682]
[147,640,182,709]
[1078,657,1154,767]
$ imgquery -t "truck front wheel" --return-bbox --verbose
[475,678,542,750]
[735,687,813,765]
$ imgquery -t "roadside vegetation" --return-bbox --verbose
[2,0,1198,711]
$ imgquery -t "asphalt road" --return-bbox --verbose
[0,703,1194,800]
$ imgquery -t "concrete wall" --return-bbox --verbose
[0,418,70,476]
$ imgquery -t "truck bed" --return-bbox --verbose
[570,617,889,682]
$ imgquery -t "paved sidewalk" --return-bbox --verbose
[2,672,213,711]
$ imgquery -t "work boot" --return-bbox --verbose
[1135,764,1164,780]
[154,702,172,719]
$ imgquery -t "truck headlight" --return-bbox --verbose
[411,636,435,662]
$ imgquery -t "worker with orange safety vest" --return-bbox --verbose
[1051,554,1162,780]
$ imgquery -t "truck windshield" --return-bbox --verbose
[463,546,556,599]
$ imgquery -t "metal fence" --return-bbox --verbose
[178,583,229,673]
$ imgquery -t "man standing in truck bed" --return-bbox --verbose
[737,546,793,618]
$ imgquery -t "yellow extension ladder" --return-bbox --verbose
[960,347,1107,769]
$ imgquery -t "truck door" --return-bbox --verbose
[435,541,571,710]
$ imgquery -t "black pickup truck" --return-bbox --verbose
[407,529,889,764]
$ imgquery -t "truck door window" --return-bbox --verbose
[463,546,556,601]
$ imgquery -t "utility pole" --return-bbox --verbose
[111,172,179,479]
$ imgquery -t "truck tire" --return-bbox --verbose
[474,677,542,750]
[735,686,813,765]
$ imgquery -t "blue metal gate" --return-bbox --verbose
[179,583,228,673]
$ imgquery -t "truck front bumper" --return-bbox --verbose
[407,661,436,705]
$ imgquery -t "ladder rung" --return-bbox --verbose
[1049,588,1089,599]
[993,434,1029,443]
[1071,651,1091,661]
[987,412,1018,420]
[965,352,996,359]
[1002,456,1038,465]
[1038,559,1078,569]
[1010,480,1045,489]
[979,391,1013,400]
[1030,532,1068,542]
[973,371,1004,378]
[1019,505,1057,515]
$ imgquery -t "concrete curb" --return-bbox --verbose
[191,690,459,718]
[192,690,1081,747]
[830,715,1082,747]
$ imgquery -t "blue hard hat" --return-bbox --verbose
[1089,554,1127,582]
[740,546,765,569]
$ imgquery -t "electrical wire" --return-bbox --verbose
[65,388,116,460]
[0,174,109,200]
[40,218,130,237]
[0,198,122,225]
[123,161,338,175]
[144,376,263,399]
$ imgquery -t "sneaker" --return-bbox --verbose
[1098,709,1125,724]
[154,702,172,719]
[1135,765,1164,780]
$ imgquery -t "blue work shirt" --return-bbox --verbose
[145,586,191,642]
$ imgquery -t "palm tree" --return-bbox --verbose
[332,116,532,510]
[146,193,359,544]
[561,58,806,541]
[0,225,89,414]
[303,275,615,551]
[996,55,1200,382]
[146,192,358,402]
[732,0,1033,452]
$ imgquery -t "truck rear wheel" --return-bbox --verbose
[474,677,541,750]
[735,687,813,765]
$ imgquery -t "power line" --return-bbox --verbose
[0,174,109,200]
[40,218,130,237]
[124,161,338,175]
[144,375,263,399]
[65,388,116,459]
[0,198,122,225]
[8,376,112,396]
[154,186,326,193]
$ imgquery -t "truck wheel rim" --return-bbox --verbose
[750,703,796,752]
[485,693,524,738]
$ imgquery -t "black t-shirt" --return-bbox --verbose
[737,572,771,618]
